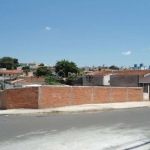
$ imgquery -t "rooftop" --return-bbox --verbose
[0,70,23,74]
[117,70,150,76]
[87,70,150,76]
[87,71,117,76]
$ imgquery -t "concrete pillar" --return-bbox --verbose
[141,88,143,101]
[38,87,41,109]
[148,84,149,94]
[91,86,94,104]
[70,86,73,105]
[126,88,128,102]
[110,87,112,102]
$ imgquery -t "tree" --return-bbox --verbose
[45,75,61,85]
[38,63,44,66]
[0,57,14,69]
[34,67,52,77]
[22,66,30,76]
[65,75,76,85]
[55,60,79,77]
[0,57,19,69]
[109,65,119,70]
[13,58,19,69]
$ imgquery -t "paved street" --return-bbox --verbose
[0,108,150,149]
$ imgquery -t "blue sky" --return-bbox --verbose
[0,0,150,67]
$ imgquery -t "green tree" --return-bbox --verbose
[22,66,30,75]
[0,57,19,69]
[0,57,14,69]
[45,76,61,85]
[109,65,119,70]
[38,63,44,66]
[65,75,76,85]
[13,58,19,69]
[55,60,79,77]
[34,67,52,77]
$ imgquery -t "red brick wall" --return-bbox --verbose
[94,87,110,103]
[111,88,127,102]
[128,88,143,101]
[0,90,7,109]
[40,86,143,108]
[72,87,91,105]
[7,87,38,109]
[40,86,70,108]
[18,77,45,84]
[0,87,38,109]
[0,86,143,109]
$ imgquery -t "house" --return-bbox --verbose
[110,70,150,87]
[0,70,23,78]
[110,70,150,100]
[75,71,117,86]
[28,62,37,72]
[0,70,23,89]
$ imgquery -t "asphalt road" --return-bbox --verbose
[0,108,150,150]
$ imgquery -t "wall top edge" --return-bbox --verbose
[41,85,143,89]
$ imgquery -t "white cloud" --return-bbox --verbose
[122,51,131,55]
[45,26,52,31]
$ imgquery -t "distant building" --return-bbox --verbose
[84,66,90,71]
[134,64,138,69]
[0,70,23,90]
[140,63,144,68]
[133,63,148,70]
[75,71,117,86]
[120,66,127,70]
[17,66,22,70]
[20,63,28,67]
[0,70,23,77]
[28,62,36,72]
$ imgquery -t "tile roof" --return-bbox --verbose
[0,70,23,74]
[117,70,150,76]
[87,70,150,76]
[87,71,116,76]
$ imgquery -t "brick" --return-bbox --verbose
[0,86,144,109]
[128,88,143,101]
[40,86,70,108]
[0,87,38,109]
[72,87,91,105]
[111,88,127,102]
[94,87,110,103]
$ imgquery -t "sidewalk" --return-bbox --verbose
[0,101,150,115]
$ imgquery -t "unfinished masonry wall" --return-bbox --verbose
[0,90,7,109]
[39,86,143,108]
[0,87,39,109]
[18,77,45,85]
[0,86,143,109]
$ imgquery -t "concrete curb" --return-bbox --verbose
[0,101,150,116]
